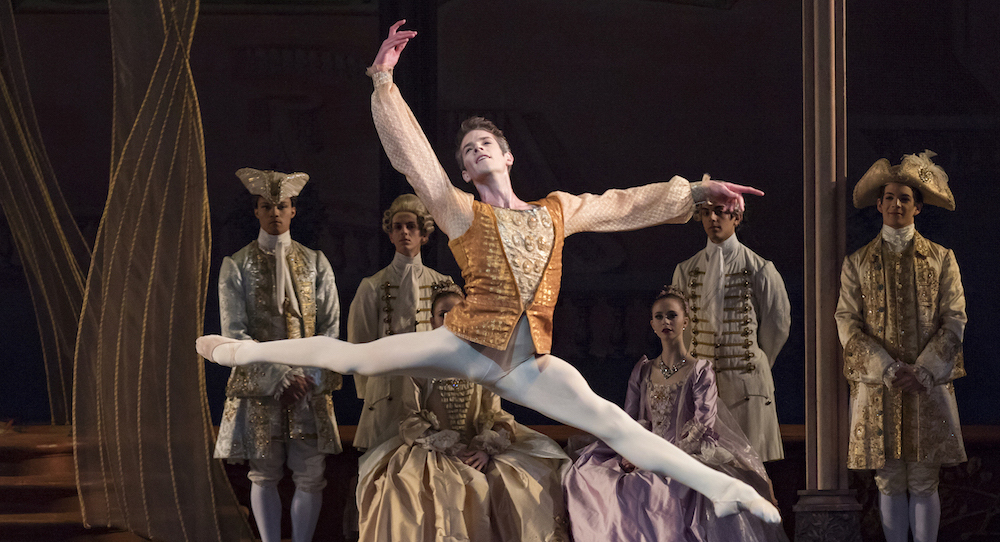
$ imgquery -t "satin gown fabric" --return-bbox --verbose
[564,357,787,542]
[357,376,570,542]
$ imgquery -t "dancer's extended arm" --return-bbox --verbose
[556,175,764,236]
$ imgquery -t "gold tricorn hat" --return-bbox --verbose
[236,167,309,205]
[852,150,955,210]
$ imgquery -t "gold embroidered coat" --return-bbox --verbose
[836,232,967,469]
[214,240,343,460]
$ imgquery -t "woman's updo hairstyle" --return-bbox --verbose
[653,285,691,317]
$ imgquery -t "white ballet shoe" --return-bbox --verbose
[712,482,782,523]
[195,335,246,367]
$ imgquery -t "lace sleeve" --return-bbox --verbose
[370,70,474,238]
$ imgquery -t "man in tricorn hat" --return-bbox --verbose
[213,168,343,542]
[836,151,967,542]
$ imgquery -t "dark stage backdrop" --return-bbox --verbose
[1,0,997,430]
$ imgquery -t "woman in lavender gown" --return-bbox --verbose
[563,287,787,542]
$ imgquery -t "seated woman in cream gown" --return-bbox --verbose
[357,287,570,542]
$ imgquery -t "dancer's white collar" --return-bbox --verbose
[881,224,914,254]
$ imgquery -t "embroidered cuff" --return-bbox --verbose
[678,419,711,455]
[366,66,392,87]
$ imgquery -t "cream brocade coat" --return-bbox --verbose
[672,238,790,462]
[835,232,967,470]
[214,240,343,459]
[348,253,452,450]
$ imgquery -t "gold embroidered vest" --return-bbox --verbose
[446,196,564,353]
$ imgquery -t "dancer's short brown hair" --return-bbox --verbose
[454,116,511,171]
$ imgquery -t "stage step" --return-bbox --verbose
[0,425,144,541]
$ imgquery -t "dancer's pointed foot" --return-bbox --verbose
[712,481,781,523]
[196,335,247,367]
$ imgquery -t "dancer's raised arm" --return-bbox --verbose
[368,20,474,238]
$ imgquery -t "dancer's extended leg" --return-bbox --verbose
[488,353,781,523]
[197,326,504,381]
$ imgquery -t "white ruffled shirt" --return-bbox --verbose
[256,228,300,316]
[881,223,915,254]
[388,251,423,333]
[701,233,742,337]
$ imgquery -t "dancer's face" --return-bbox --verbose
[650,297,688,343]
[389,211,428,257]
[877,182,922,229]
[699,204,740,244]
[254,197,296,235]
[430,294,461,329]
[459,129,513,183]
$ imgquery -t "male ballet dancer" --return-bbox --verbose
[199,21,781,523]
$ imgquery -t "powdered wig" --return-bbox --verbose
[382,194,435,237]
[454,116,512,171]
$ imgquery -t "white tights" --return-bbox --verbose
[880,491,940,542]
[250,483,281,542]
[209,319,778,521]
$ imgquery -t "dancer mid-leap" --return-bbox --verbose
[198,20,780,523]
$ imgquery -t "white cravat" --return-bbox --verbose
[389,251,423,333]
[702,234,740,337]
[257,229,300,316]
[881,223,915,254]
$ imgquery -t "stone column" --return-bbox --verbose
[795,0,862,540]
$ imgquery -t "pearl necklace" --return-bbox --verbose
[657,356,688,380]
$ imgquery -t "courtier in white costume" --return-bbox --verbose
[672,203,790,461]
[349,193,454,451]
[214,168,343,542]
[836,151,966,542]
[198,21,783,524]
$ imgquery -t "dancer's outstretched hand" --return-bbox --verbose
[372,19,417,69]
[700,174,764,213]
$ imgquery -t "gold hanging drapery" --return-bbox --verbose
[72,0,253,539]
[0,0,90,426]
